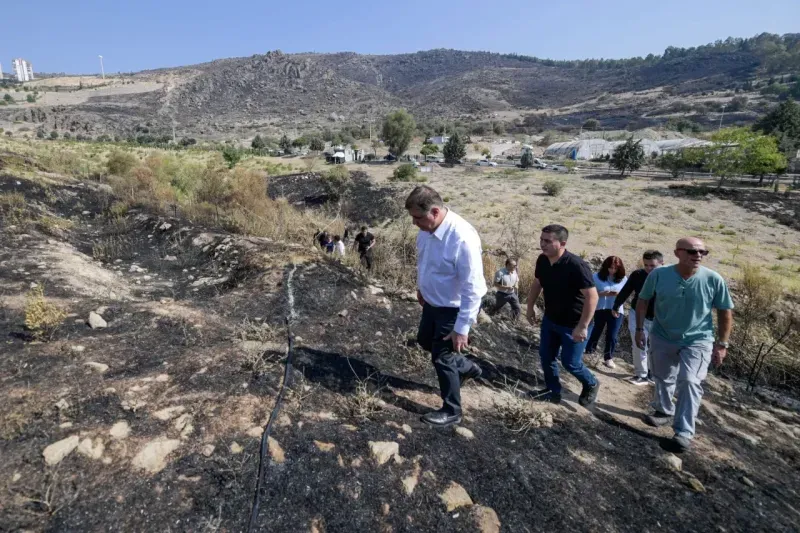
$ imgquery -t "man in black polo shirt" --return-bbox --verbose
[526,224,600,406]
[353,226,376,271]
[612,250,664,385]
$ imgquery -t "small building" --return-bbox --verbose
[427,136,450,145]
[329,145,364,164]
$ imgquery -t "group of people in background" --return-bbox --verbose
[314,225,376,270]
[405,184,733,455]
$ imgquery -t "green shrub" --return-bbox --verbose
[106,151,138,176]
[542,179,565,196]
[389,163,421,182]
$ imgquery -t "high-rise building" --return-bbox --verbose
[12,58,34,82]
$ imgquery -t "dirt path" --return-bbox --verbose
[2,173,800,532]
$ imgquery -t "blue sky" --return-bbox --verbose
[4,0,798,74]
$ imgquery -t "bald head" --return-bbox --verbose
[675,237,708,272]
[676,237,704,250]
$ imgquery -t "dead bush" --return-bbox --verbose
[728,265,800,390]
[394,327,428,371]
[0,192,30,228]
[36,215,73,237]
[92,236,131,261]
[345,360,384,420]
[497,381,554,434]
[24,286,67,341]
[232,317,279,343]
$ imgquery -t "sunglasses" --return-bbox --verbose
[678,248,709,256]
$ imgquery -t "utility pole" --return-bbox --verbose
[718,104,726,131]
[98,55,105,80]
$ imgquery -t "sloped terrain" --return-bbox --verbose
[2,173,800,532]
[3,34,799,138]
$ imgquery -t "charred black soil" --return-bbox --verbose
[2,173,800,533]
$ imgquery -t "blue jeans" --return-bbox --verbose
[586,309,624,361]
[539,316,597,395]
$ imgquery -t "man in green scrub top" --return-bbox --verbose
[635,237,734,453]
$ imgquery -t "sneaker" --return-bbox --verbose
[460,364,482,386]
[629,376,650,386]
[578,382,600,407]
[660,434,692,453]
[530,389,562,404]
[602,359,616,369]
[644,411,673,427]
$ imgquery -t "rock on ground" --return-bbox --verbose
[153,406,186,421]
[202,444,216,457]
[314,440,335,452]
[43,435,80,466]
[269,437,286,463]
[87,311,107,329]
[687,477,706,493]
[77,437,105,460]
[368,441,399,466]
[84,362,109,373]
[658,453,682,472]
[471,505,501,533]
[132,439,181,474]
[230,442,243,454]
[440,481,473,512]
[455,426,475,440]
[109,421,131,439]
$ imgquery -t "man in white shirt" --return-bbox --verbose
[406,185,487,427]
[493,258,521,320]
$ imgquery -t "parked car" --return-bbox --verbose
[384,154,397,161]
[533,158,548,169]
[475,159,498,167]
[550,164,568,172]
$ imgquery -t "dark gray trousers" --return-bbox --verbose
[495,291,521,318]
[417,303,476,415]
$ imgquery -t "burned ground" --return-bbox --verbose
[268,171,403,225]
[2,173,800,532]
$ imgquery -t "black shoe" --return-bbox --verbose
[421,410,462,427]
[644,411,673,427]
[578,382,600,407]
[660,434,692,453]
[460,364,482,386]
[628,376,650,386]
[530,389,562,404]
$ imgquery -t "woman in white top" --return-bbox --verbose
[332,235,346,257]
[585,256,628,369]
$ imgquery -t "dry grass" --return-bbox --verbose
[345,358,385,420]
[497,381,555,434]
[24,286,67,341]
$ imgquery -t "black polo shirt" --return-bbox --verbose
[535,251,595,328]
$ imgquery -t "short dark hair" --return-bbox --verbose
[405,185,444,212]
[541,224,569,242]
[643,250,664,262]
[333,235,341,241]
[360,226,367,231]
[505,257,517,266]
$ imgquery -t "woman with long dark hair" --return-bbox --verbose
[586,256,628,368]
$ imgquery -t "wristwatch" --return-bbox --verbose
[715,340,730,348]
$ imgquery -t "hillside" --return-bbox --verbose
[1,33,800,140]
[2,137,800,531]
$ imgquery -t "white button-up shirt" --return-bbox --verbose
[416,209,487,335]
